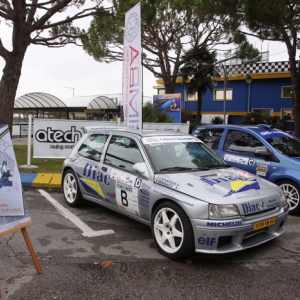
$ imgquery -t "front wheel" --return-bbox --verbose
[278,180,300,215]
[63,170,85,207]
[151,201,194,260]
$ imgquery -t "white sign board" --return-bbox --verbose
[33,119,190,158]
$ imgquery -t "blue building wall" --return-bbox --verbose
[171,75,293,125]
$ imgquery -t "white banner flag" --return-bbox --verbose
[0,124,24,216]
[122,2,142,133]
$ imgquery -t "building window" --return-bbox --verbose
[253,108,273,117]
[185,91,197,101]
[214,89,233,101]
[282,108,293,120]
[282,86,293,98]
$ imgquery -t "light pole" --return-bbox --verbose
[212,64,228,124]
[212,64,252,124]
[65,87,75,97]
[246,74,253,112]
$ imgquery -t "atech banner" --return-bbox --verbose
[33,119,190,158]
[122,2,142,133]
[33,119,126,158]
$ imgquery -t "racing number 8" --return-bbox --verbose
[121,190,128,206]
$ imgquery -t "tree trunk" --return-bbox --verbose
[288,53,300,138]
[163,76,176,94]
[0,51,27,135]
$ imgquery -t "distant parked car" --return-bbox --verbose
[192,124,300,214]
[62,126,288,259]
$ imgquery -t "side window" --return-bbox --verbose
[198,128,224,149]
[223,130,267,157]
[104,136,144,171]
[78,134,108,162]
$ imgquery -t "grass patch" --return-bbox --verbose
[14,145,64,173]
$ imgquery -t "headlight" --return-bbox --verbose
[279,192,287,206]
[209,204,240,219]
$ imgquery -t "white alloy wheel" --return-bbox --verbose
[153,207,184,253]
[279,180,300,215]
[63,170,84,207]
[152,201,194,259]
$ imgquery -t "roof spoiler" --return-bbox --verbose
[82,125,128,133]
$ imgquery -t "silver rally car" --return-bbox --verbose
[62,126,289,259]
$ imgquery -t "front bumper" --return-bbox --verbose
[191,204,289,254]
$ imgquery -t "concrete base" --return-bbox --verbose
[19,165,38,169]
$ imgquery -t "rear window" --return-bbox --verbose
[197,128,224,149]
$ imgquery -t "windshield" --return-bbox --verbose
[264,134,300,157]
[142,136,227,172]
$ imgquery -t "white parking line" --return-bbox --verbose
[38,189,115,237]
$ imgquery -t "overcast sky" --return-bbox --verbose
[0,16,295,102]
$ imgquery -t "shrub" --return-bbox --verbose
[211,116,223,124]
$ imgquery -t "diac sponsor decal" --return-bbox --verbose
[225,179,260,197]
[77,163,110,199]
[200,176,260,197]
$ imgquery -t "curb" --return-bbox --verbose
[20,173,62,189]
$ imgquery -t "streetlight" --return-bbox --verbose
[246,74,253,113]
[212,64,252,124]
[65,87,75,97]
[212,64,229,124]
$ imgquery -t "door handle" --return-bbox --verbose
[101,166,107,172]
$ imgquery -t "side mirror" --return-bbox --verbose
[132,162,150,180]
[254,149,270,157]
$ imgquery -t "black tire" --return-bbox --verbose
[278,180,300,215]
[151,201,195,259]
[63,170,85,207]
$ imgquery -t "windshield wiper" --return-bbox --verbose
[160,167,196,171]
[203,164,231,169]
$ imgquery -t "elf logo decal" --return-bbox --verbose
[198,237,216,247]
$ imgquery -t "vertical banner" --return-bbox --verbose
[122,2,142,133]
[0,124,31,237]
[0,124,25,216]
[153,94,182,123]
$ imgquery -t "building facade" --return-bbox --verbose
[154,61,295,130]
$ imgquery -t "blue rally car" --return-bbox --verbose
[192,124,300,215]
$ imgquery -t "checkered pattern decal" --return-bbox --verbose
[223,61,296,76]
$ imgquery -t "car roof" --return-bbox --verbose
[83,126,189,138]
[196,124,277,133]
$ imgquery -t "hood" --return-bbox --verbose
[154,167,280,207]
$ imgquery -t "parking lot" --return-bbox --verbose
[0,188,300,299]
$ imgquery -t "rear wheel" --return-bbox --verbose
[278,180,300,215]
[152,201,194,259]
[63,170,85,207]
